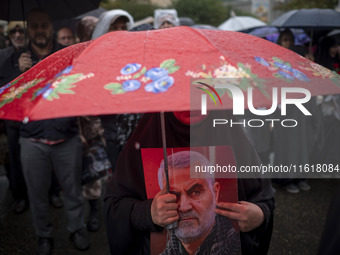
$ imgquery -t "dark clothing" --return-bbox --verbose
[0,34,7,49]
[14,40,84,238]
[0,49,21,86]
[0,46,15,86]
[100,113,141,170]
[161,215,240,255]
[318,186,340,255]
[20,136,84,237]
[0,42,66,204]
[7,42,75,141]
[20,117,79,141]
[314,38,340,166]
[0,42,64,86]
[6,123,27,200]
[105,111,275,255]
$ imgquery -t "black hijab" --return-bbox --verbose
[105,110,275,255]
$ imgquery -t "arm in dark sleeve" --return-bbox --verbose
[104,135,162,255]
[238,178,275,255]
[131,199,163,232]
[105,190,162,255]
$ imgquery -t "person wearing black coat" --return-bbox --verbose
[104,110,275,255]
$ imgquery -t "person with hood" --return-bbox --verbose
[76,16,98,43]
[80,8,139,232]
[154,9,179,29]
[91,9,140,170]
[105,110,275,255]
[91,9,134,39]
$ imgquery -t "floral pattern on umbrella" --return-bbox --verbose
[186,56,269,98]
[299,62,340,87]
[104,59,180,94]
[254,56,311,82]
[31,66,94,101]
[0,77,44,108]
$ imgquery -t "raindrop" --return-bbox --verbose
[23,117,29,124]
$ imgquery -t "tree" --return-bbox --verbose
[100,0,160,21]
[275,0,338,11]
[171,0,228,26]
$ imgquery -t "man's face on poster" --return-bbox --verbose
[168,166,220,244]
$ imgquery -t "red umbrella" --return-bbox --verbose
[0,26,339,122]
[1,27,339,229]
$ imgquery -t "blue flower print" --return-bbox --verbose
[274,62,293,72]
[120,63,142,75]
[36,83,53,97]
[0,83,12,94]
[145,76,174,93]
[43,88,54,99]
[277,70,294,81]
[292,69,310,82]
[55,65,73,78]
[254,57,270,67]
[145,83,157,93]
[145,67,168,81]
[122,80,141,92]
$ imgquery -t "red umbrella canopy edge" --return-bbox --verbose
[0,26,339,122]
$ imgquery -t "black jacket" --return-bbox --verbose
[105,111,275,255]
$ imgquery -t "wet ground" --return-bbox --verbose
[1,168,339,255]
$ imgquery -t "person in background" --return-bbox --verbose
[277,28,314,61]
[153,9,179,29]
[318,186,340,255]
[0,21,26,81]
[91,9,134,39]
[315,36,340,73]
[88,10,139,233]
[0,21,28,214]
[4,21,26,50]
[75,15,104,233]
[18,9,89,255]
[272,29,315,194]
[277,29,294,50]
[91,9,137,170]
[79,116,110,232]
[56,26,75,46]
[0,21,65,211]
[76,16,98,43]
[0,23,7,49]
[312,36,340,170]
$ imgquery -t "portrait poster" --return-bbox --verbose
[141,146,241,255]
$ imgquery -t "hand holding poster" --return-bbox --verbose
[142,146,241,255]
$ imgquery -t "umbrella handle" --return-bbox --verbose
[160,111,170,193]
[160,111,178,230]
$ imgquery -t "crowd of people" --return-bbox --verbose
[0,6,339,255]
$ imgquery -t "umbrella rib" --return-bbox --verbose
[188,27,227,56]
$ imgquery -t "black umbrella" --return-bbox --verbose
[0,0,101,21]
[271,8,340,30]
[271,8,340,52]
[53,7,106,35]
